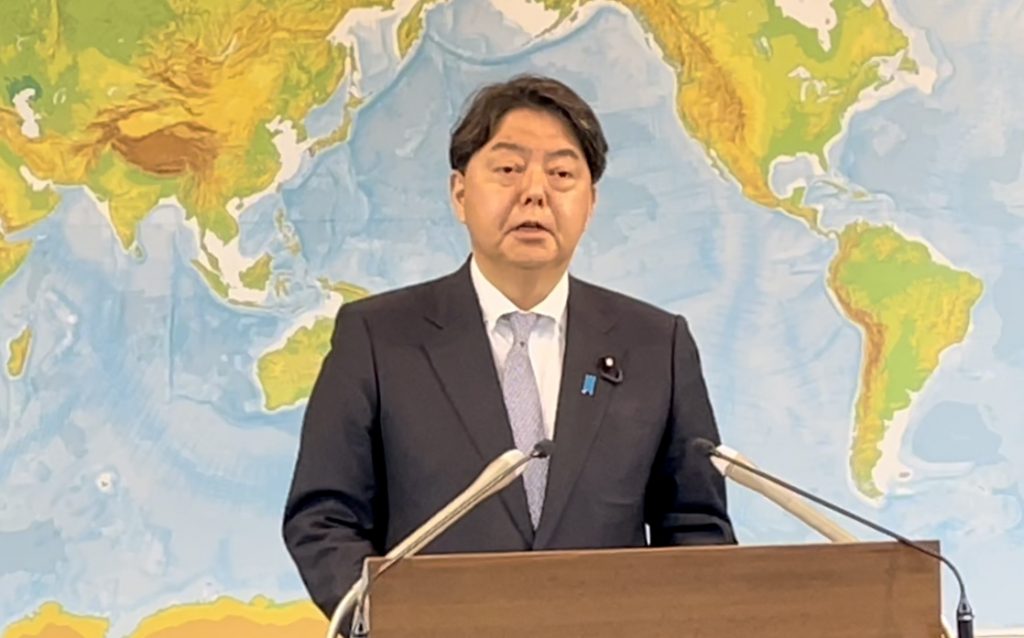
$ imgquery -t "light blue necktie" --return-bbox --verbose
[499,311,549,529]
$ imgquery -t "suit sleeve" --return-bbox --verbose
[646,315,736,546]
[282,303,385,619]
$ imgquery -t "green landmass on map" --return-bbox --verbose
[829,223,984,497]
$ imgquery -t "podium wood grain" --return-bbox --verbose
[365,541,940,638]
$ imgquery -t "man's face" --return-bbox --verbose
[451,107,596,274]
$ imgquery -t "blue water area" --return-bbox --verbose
[911,401,1002,463]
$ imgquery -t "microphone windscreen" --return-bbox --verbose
[690,437,718,457]
[533,439,555,459]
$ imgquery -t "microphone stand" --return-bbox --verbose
[699,440,973,638]
[327,441,553,638]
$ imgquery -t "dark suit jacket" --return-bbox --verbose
[282,260,735,617]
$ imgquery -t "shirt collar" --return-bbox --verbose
[470,255,569,332]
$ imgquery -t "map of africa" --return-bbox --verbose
[2,0,1022,635]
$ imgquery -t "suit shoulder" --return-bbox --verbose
[335,274,442,321]
[573,278,683,331]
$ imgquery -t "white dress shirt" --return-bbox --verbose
[470,256,567,440]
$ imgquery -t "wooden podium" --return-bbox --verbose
[363,541,941,637]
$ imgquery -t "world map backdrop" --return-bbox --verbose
[2,0,1023,635]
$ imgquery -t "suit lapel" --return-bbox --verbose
[422,262,535,546]
[534,278,618,548]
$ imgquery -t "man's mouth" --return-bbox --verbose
[511,221,549,233]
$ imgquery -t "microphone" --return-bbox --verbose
[692,437,974,638]
[325,439,555,638]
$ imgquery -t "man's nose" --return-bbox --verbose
[519,164,547,208]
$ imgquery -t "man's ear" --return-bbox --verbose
[585,184,597,228]
[450,170,467,223]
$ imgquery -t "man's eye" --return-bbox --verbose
[496,166,517,174]
[552,170,573,179]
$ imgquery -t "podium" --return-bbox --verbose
[363,541,941,637]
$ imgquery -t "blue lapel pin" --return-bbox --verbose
[581,374,597,396]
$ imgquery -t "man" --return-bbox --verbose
[282,74,735,620]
